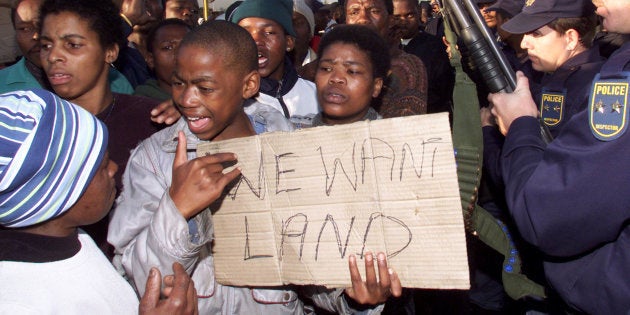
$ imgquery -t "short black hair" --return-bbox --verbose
[344,0,393,15]
[146,18,191,54]
[317,24,390,79]
[548,13,598,49]
[393,0,417,13]
[179,20,258,75]
[39,0,124,50]
[10,5,18,27]
[419,1,431,12]
[384,0,394,14]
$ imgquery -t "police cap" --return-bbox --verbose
[501,0,595,34]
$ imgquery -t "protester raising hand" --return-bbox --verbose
[169,131,241,219]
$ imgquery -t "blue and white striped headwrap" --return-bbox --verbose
[0,89,108,228]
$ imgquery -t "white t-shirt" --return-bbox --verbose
[0,231,139,314]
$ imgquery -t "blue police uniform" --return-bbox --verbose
[533,46,605,137]
[485,46,603,198]
[500,42,630,314]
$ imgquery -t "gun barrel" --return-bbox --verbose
[442,0,553,143]
[444,0,511,93]
[461,0,516,90]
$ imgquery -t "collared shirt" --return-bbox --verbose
[0,57,42,94]
[0,56,134,95]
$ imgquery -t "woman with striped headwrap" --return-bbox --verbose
[0,89,197,314]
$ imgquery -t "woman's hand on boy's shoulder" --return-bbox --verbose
[151,99,181,125]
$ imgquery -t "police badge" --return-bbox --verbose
[540,89,565,127]
[589,73,630,141]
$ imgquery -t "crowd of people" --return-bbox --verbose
[0,0,628,314]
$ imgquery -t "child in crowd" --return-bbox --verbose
[135,18,191,101]
[230,0,320,127]
[0,89,196,314]
[108,20,400,314]
[38,0,165,256]
[163,0,199,28]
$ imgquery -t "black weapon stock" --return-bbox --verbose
[439,0,553,143]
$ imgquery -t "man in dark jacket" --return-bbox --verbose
[393,0,455,120]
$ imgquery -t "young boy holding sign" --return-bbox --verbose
[108,20,400,314]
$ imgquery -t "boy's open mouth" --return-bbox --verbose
[186,116,211,131]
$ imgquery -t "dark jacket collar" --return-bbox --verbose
[259,57,299,98]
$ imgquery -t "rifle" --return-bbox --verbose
[438,0,548,300]
[441,0,553,143]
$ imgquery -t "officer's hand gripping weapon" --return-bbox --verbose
[441,0,553,143]
[439,0,548,300]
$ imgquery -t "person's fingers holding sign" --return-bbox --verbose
[345,251,402,306]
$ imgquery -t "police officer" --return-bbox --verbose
[482,0,604,210]
[498,0,604,136]
[483,0,604,189]
[488,0,630,312]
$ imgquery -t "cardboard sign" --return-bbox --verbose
[197,113,469,289]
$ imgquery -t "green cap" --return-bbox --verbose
[229,0,296,37]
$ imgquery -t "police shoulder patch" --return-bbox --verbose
[589,73,630,141]
[540,89,565,127]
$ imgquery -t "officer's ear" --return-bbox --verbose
[564,29,581,51]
